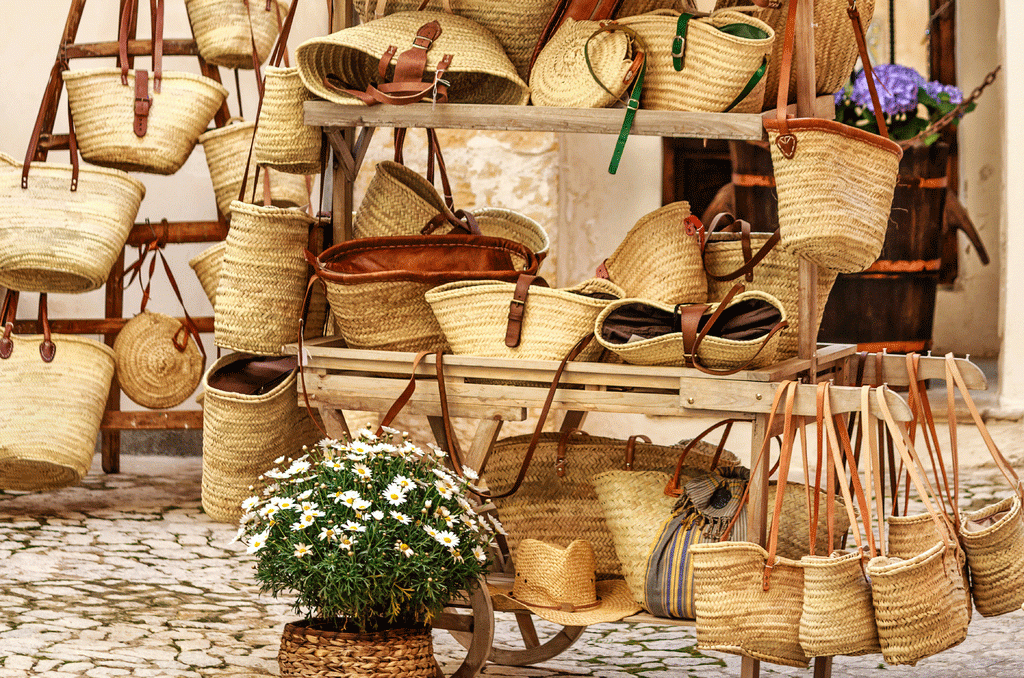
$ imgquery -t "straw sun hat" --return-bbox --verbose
[494,539,640,626]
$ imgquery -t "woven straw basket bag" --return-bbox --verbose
[296,10,529,106]
[201,354,321,523]
[198,120,310,219]
[279,621,436,678]
[616,9,774,113]
[715,0,875,108]
[115,311,205,410]
[185,0,288,69]
[189,241,227,308]
[215,201,317,355]
[0,293,116,492]
[254,67,322,175]
[529,19,634,108]
[0,150,145,294]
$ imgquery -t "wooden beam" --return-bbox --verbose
[101,410,204,430]
[12,316,214,335]
[127,220,227,246]
[63,39,200,59]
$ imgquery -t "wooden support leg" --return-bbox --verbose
[320,408,350,440]
[813,656,833,678]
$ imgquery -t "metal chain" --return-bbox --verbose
[900,65,1001,148]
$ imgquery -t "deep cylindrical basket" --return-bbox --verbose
[886,511,956,560]
[0,152,145,294]
[617,10,774,113]
[714,0,875,108]
[704,230,837,359]
[199,120,311,219]
[0,334,115,492]
[602,201,705,304]
[214,201,316,355]
[185,0,288,69]
[960,495,1024,616]
[763,119,902,273]
[798,551,881,658]
[279,619,436,678]
[62,68,228,175]
[254,66,322,175]
[201,354,320,523]
[189,241,227,309]
[113,311,205,410]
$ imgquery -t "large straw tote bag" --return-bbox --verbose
[487,428,740,576]
[62,0,228,175]
[356,0,557,80]
[215,201,317,355]
[702,213,837,359]
[869,386,971,666]
[715,0,874,108]
[254,67,322,175]
[309,235,540,353]
[185,0,288,69]
[189,241,227,308]
[296,10,529,106]
[597,201,705,304]
[201,354,320,522]
[529,18,636,108]
[0,140,144,294]
[0,292,115,492]
[615,10,773,113]
[199,120,310,219]
[762,0,901,273]
[425,275,622,361]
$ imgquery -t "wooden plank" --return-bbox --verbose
[127,220,227,246]
[63,39,200,59]
[858,353,987,390]
[798,259,818,367]
[432,611,474,634]
[620,613,695,627]
[794,0,817,118]
[320,408,351,439]
[12,316,214,335]
[464,419,503,476]
[680,380,913,421]
[305,102,766,140]
[101,410,204,430]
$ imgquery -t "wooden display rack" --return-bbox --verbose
[13,0,231,473]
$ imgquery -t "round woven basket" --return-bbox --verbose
[62,68,228,175]
[296,11,529,106]
[185,0,288,69]
[703,231,838,360]
[189,241,227,309]
[114,311,205,410]
[714,0,874,108]
[603,201,705,304]
[425,277,622,361]
[530,18,632,108]
[616,10,773,113]
[0,153,145,294]
[279,619,436,678]
[0,334,115,492]
[254,66,322,175]
[214,201,316,355]
[199,121,311,219]
[201,353,320,523]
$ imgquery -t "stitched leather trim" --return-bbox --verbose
[764,118,904,159]
[732,172,775,187]
[863,259,941,273]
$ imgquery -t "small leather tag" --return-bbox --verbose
[134,69,151,138]
[0,336,12,359]
[776,133,797,159]
[595,260,610,280]
[39,339,56,363]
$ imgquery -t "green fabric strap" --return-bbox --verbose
[672,14,693,71]
[609,60,645,175]
[724,56,767,113]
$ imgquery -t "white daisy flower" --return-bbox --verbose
[391,511,411,525]
[288,460,312,475]
[350,441,370,456]
[246,530,270,554]
[456,496,473,512]
[472,545,487,563]
[395,541,414,558]
[238,512,256,527]
[275,498,296,511]
[461,466,479,481]
[300,501,319,512]
[274,456,286,464]
[435,531,459,549]
[339,535,355,551]
[241,496,261,512]
[352,498,372,512]
[338,490,362,508]
[392,475,414,490]
[436,506,451,519]
[318,527,338,542]
[370,510,385,521]
[290,521,306,532]
[433,479,455,499]
[324,459,344,471]
[229,526,246,545]
[297,489,314,501]
[299,512,318,527]
[423,525,440,539]
[451,549,464,563]
[486,514,507,535]
[294,543,311,558]
[259,504,279,518]
[431,468,451,481]
[342,520,366,533]
[383,486,407,506]
[264,470,290,480]
[352,463,372,480]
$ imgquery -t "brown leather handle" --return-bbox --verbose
[504,274,550,348]
[0,289,19,360]
[664,418,736,496]
[701,212,781,283]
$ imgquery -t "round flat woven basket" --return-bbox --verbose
[279,620,436,678]
[114,311,205,410]
[0,153,145,294]
[530,18,633,108]
[0,334,115,492]
[63,68,228,175]
[295,11,529,106]
[254,66,322,175]
[214,201,316,355]
[199,120,311,219]
[185,0,288,69]
[189,241,227,309]
[617,10,773,113]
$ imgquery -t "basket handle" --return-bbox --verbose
[373,0,454,20]
[21,57,81,191]
[0,292,55,363]
[664,418,737,496]
[503,273,550,348]
[700,212,781,283]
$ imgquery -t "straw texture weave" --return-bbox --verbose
[189,241,226,308]
[703,231,837,359]
[296,11,529,106]
[185,0,287,69]
[886,511,955,559]
[798,551,881,657]
[199,121,310,219]
[616,0,694,16]
[324,278,449,353]
[529,19,632,108]
[714,0,874,107]
[0,153,145,294]
[114,311,205,410]
[617,10,773,113]
[487,432,738,576]
[961,495,1024,616]
[201,354,320,523]
[764,120,901,273]
[603,201,705,304]
[278,620,435,678]
[215,201,316,355]
[63,68,228,175]
[0,334,115,492]
[254,67,322,175]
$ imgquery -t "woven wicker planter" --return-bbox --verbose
[279,619,436,678]
[185,0,288,69]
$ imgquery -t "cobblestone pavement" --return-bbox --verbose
[2,421,1024,677]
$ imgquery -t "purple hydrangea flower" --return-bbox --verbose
[850,64,924,116]
[925,80,964,105]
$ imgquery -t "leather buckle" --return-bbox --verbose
[626,98,639,111]
[623,53,645,85]
[135,96,151,116]
[671,36,684,59]
[412,34,434,50]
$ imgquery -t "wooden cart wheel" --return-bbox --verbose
[447,605,585,667]
[433,575,494,678]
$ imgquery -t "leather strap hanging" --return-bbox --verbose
[0,291,56,363]
[700,212,782,283]
[527,0,625,78]
[118,0,165,138]
[664,418,738,496]
[504,273,551,348]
